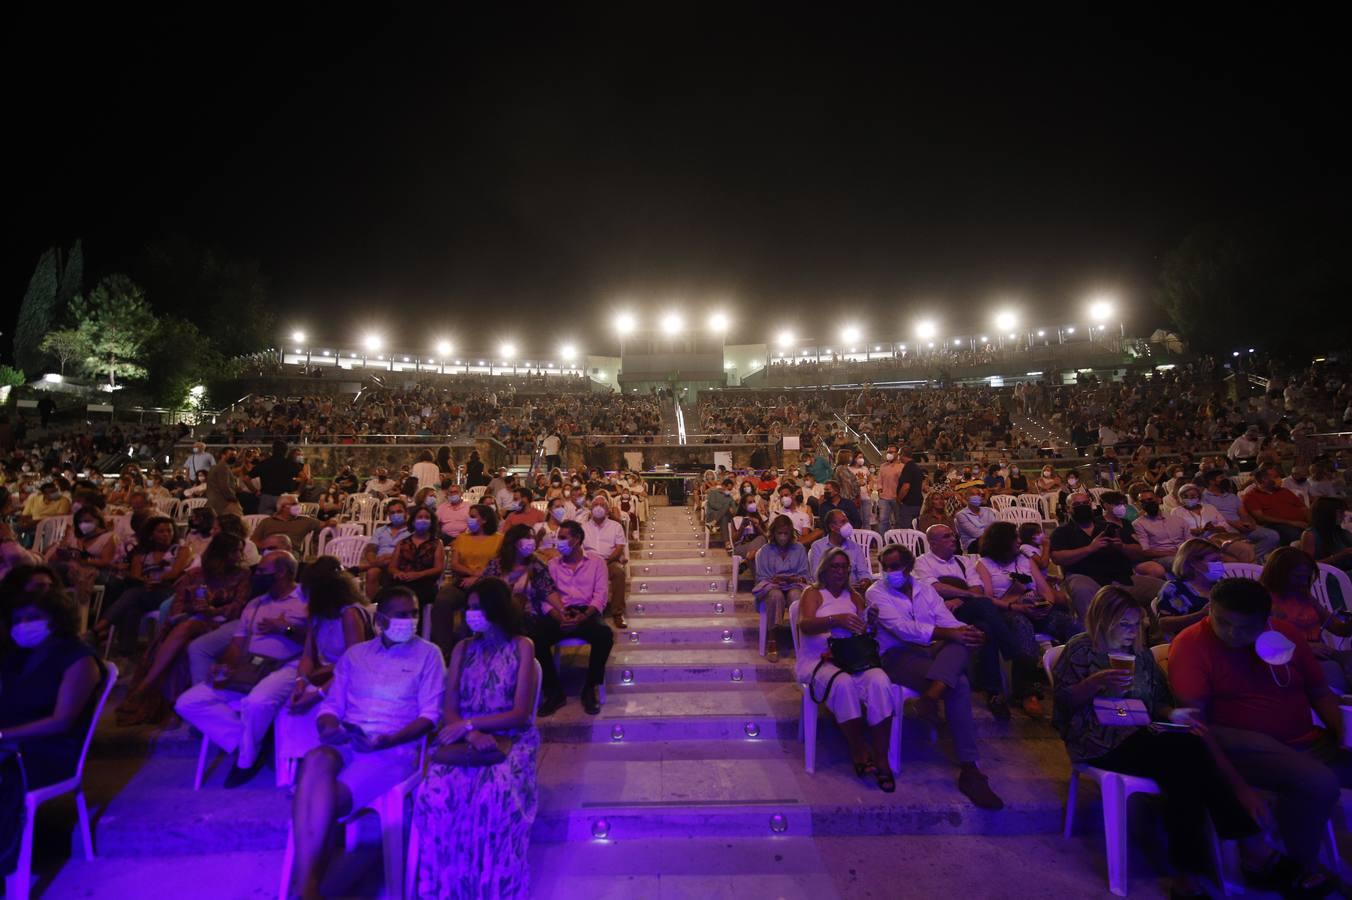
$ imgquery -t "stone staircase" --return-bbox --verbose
[83,504,1080,896]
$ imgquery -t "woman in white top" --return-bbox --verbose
[797,546,897,791]
[976,521,1082,717]
[411,449,442,491]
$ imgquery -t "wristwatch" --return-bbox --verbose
[464,719,475,733]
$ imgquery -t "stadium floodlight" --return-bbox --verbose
[841,324,862,344]
[661,311,684,335]
[775,329,795,348]
[994,310,1018,331]
[436,340,452,357]
[953,339,962,346]
[1007,333,1017,340]
[363,333,383,352]
[708,311,730,334]
[1066,326,1076,334]
[500,342,516,360]
[1088,297,1115,322]
[614,311,637,336]
[915,320,938,340]
[291,330,307,344]
[926,341,935,348]
[1037,329,1046,337]
[560,343,578,361]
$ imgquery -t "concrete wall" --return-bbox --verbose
[175,440,509,480]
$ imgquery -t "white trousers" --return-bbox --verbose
[175,664,298,768]
[806,662,895,726]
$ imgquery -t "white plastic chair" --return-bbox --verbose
[314,526,336,558]
[990,494,1017,512]
[788,600,904,775]
[299,502,321,517]
[530,500,549,512]
[1221,562,1263,581]
[848,529,883,576]
[1014,492,1046,514]
[5,661,118,900]
[278,737,431,900]
[242,513,270,535]
[403,661,542,894]
[1039,491,1061,520]
[1089,487,1110,504]
[996,507,1042,525]
[34,515,72,555]
[1044,645,1229,896]
[464,486,487,503]
[882,529,929,558]
[324,536,369,570]
[179,497,208,523]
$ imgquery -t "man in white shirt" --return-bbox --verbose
[1128,487,1191,559]
[542,431,563,470]
[176,552,309,787]
[364,467,398,496]
[288,586,444,897]
[185,442,216,480]
[1227,425,1263,464]
[866,544,1001,810]
[953,489,997,553]
[583,498,629,628]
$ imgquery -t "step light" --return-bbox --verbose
[621,669,634,684]
[610,726,624,742]
[769,813,788,833]
[592,818,611,838]
[744,722,760,738]
[721,629,733,643]
[713,602,725,614]
[730,668,744,682]
[629,631,640,643]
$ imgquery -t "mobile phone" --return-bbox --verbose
[1150,721,1192,733]
[1103,523,1120,539]
[341,721,367,738]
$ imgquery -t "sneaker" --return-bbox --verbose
[957,766,1005,811]
[1020,695,1044,718]
[986,694,1011,722]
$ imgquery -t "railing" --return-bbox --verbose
[674,397,688,445]
[180,433,493,446]
[833,412,883,465]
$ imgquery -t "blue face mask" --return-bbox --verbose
[885,570,911,591]
[389,513,406,527]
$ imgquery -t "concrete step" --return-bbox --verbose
[632,547,709,560]
[530,836,838,899]
[628,595,754,618]
[614,616,758,646]
[596,647,790,684]
[633,575,730,594]
[630,559,732,577]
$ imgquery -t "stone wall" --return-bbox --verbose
[176,441,508,479]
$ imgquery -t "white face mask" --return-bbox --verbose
[11,619,51,649]
[382,617,416,643]
[592,506,608,521]
[781,497,793,508]
[465,609,491,633]
[78,521,97,535]
[1110,504,1127,519]
[518,539,536,556]
[838,523,855,540]
[1255,628,1295,666]
[1203,560,1226,581]
[885,453,896,461]
[1181,497,1200,509]
[287,504,302,516]
[746,503,758,514]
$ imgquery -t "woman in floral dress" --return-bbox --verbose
[414,577,539,899]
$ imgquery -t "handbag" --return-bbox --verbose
[431,733,515,767]
[1092,698,1150,727]
[808,632,883,704]
[213,609,298,693]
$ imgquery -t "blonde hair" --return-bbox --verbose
[1172,538,1220,580]
[1084,585,1144,655]
[815,546,852,587]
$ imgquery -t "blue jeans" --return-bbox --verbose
[1245,524,1282,560]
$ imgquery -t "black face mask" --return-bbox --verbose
[1140,501,1160,517]
[1070,504,1095,525]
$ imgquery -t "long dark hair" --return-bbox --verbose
[136,515,176,554]
[1310,496,1348,544]
[978,520,1020,565]
[303,570,365,620]
[497,523,536,570]
[471,503,499,535]
[0,565,81,640]
[201,533,245,579]
[467,576,524,636]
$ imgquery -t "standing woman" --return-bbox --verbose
[832,449,861,504]
[465,451,488,488]
[434,446,456,483]
[0,570,104,878]
[415,578,539,898]
[392,507,446,611]
[46,505,117,615]
[796,547,896,791]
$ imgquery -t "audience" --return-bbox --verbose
[414,577,539,898]
[1051,491,1163,621]
[1243,462,1310,547]
[289,585,442,898]
[796,547,896,792]
[94,516,193,658]
[1051,585,1264,900]
[866,544,1002,809]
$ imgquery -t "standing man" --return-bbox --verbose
[254,441,300,515]
[876,446,904,534]
[542,430,563,471]
[895,447,925,533]
[206,446,243,517]
[186,441,216,481]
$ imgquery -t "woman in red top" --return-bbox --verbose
[1261,547,1352,692]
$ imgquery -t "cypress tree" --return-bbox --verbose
[13,249,58,375]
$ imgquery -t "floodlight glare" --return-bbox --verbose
[614,312,637,336]
[953,339,962,346]
[775,330,795,348]
[915,320,937,340]
[708,311,730,334]
[500,342,516,359]
[363,333,383,352]
[436,340,452,356]
[841,324,862,344]
[291,330,307,344]
[661,312,684,335]
[560,343,578,361]
[994,310,1018,331]
[1089,298,1115,322]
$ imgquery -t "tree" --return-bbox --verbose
[13,249,58,374]
[139,238,275,358]
[56,239,83,310]
[39,329,91,376]
[142,315,224,408]
[70,274,157,388]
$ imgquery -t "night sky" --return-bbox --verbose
[8,9,1346,353]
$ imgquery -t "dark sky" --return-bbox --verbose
[9,8,1347,353]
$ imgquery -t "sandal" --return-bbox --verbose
[875,770,896,793]
[853,760,878,777]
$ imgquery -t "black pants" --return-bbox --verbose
[528,614,614,697]
[1087,729,1258,874]
[951,595,1035,695]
